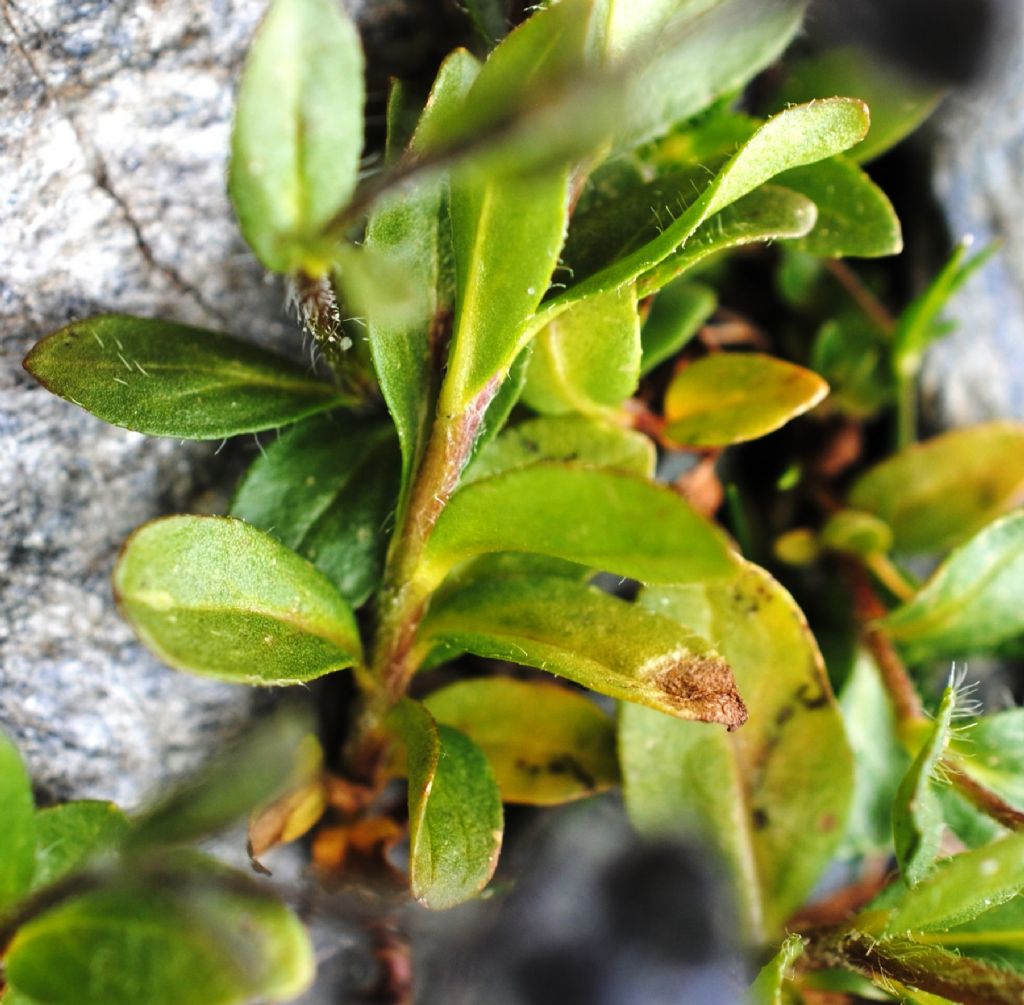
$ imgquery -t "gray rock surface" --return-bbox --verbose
[0,0,294,808]
[924,0,1024,424]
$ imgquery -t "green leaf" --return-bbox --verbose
[881,512,1024,662]
[893,686,956,887]
[949,709,1024,811]
[0,729,36,910]
[641,280,717,375]
[820,509,894,558]
[749,934,806,1005]
[388,700,503,910]
[811,316,893,418]
[463,0,509,46]
[417,573,747,728]
[230,414,399,607]
[775,45,943,164]
[366,49,480,520]
[775,156,903,258]
[464,414,655,485]
[128,709,314,850]
[228,0,363,272]
[543,98,870,316]
[663,352,828,447]
[884,834,1024,935]
[848,422,1024,555]
[23,316,349,439]
[113,516,361,684]
[598,0,808,154]
[521,284,642,416]
[927,895,1024,973]
[424,678,618,805]
[5,874,313,1005]
[893,238,997,377]
[422,463,735,591]
[838,654,910,855]
[620,560,854,940]
[32,802,129,890]
[439,0,593,413]
[637,185,818,296]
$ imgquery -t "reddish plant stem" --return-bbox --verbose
[824,259,896,334]
[943,761,1024,832]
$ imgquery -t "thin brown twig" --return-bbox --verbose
[824,259,896,334]
[943,761,1024,832]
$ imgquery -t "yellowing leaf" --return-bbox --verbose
[664,352,828,447]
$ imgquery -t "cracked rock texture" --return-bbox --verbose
[924,1,1024,424]
[0,0,294,809]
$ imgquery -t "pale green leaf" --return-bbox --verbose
[22,316,349,439]
[775,156,903,258]
[32,802,129,890]
[820,509,894,558]
[0,729,36,910]
[637,185,818,296]
[417,574,746,728]
[776,45,943,164]
[849,422,1024,555]
[893,687,956,886]
[464,414,655,485]
[113,516,361,684]
[5,875,313,1005]
[885,834,1024,935]
[366,49,480,520]
[597,0,808,154]
[621,560,854,940]
[229,0,363,272]
[749,934,806,1005]
[881,512,1024,662]
[925,895,1024,974]
[663,352,828,447]
[425,678,618,805]
[541,98,870,317]
[421,463,735,591]
[231,414,399,607]
[641,280,717,375]
[389,700,503,910]
[521,284,641,416]
[949,709,1024,811]
[128,709,315,849]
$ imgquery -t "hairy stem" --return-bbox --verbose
[943,760,1024,833]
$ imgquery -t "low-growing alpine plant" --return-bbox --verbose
[5,0,1024,1002]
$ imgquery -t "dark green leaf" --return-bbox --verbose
[366,50,480,520]
[749,934,806,1005]
[849,422,1024,555]
[23,316,349,439]
[641,280,717,375]
[0,729,35,910]
[417,574,746,728]
[32,802,129,890]
[775,45,943,164]
[113,516,361,684]
[811,316,893,418]
[231,414,399,607]
[422,463,735,590]
[637,185,818,296]
[884,834,1024,935]
[597,0,808,154]
[128,709,315,850]
[541,98,870,316]
[775,156,903,258]
[463,0,509,45]
[389,700,503,910]
[881,512,1024,662]
[464,414,655,485]
[893,686,955,886]
[928,895,1024,974]
[621,560,854,940]
[425,678,618,805]
[522,284,642,416]
[893,238,998,378]
[663,352,828,447]
[5,874,313,1005]
[229,0,363,272]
